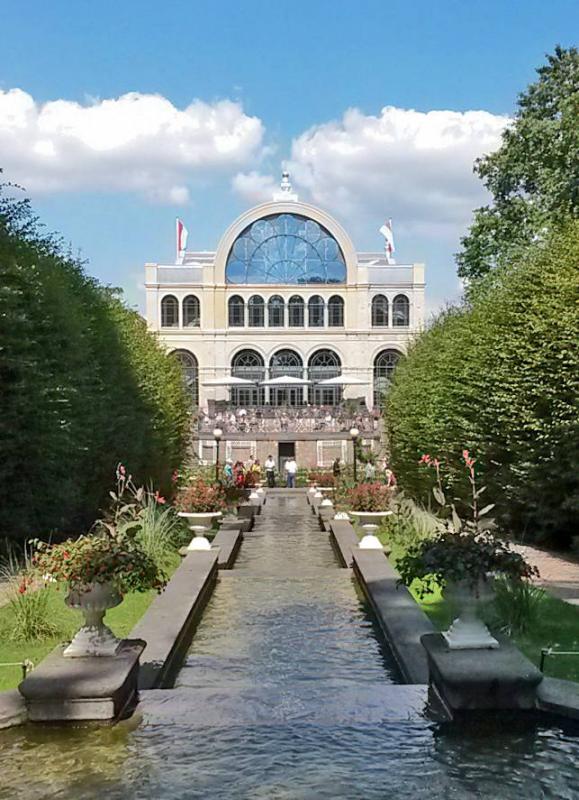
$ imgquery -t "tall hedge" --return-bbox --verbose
[385,222,579,546]
[0,184,190,542]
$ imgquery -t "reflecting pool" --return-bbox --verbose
[1,494,579,799]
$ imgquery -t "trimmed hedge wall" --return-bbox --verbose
[385,222,579,546]
[0,185,190,542]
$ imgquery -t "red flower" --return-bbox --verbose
[419,454,431,465]
[154,492,166,504]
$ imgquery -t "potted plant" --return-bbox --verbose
[345,482,393,549]
[32,463,169,657]
[174,478,226,548]
[397,451,538,649]
[33,531,166,658]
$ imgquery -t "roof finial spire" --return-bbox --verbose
[273,168,298,202]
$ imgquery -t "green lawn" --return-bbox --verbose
[0,553,181,692]
[378,530,579,684]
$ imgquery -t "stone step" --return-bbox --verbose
[140,682,429,727]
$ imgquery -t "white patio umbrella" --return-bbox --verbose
[317,375,369,386]
[201,376,256,387]
[259,375,311,386]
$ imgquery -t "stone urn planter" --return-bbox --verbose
[443,578,499,650]
[63,582,122,658]
[349,510,392,550]
[177,511,222,551]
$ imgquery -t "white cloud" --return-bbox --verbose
[0,88,265,204]
[233,106,508,251]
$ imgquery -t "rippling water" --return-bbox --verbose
[1,493,579,799]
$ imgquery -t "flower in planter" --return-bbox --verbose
[400,448,539,596]
[32,534,167,596]
[346,482,392,512]
[174,479,227,514]
[307,470,335,487]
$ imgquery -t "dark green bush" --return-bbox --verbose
[0,183,190,542]
[385,222,579,546]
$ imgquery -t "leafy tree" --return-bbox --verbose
[386,222,579,546]
[457,46,579,282]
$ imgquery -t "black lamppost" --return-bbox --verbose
[350,426,360,483]
[213,427,223,483]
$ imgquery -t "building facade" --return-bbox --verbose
[145,176,425,470]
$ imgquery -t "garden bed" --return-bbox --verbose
[0,553,181,692]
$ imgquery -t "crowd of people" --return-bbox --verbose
[198,405,376,435]
[221,453,395,489]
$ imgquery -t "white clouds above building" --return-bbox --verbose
[234,105,508,245]
[0,89,265,204]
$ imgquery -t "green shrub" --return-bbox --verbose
[385,222,579,545]
[0,181,190,542]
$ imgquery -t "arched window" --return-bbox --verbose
[373,349,401,407]
[288,295,305,327]
[225,212,347,284]
[269,349,304,406]
[231,349,265,406]
[228,295,245,327]
[161,295,179,328]
[308,349,342,406]
[308,295,325,327]
[183,295,200,328]
[328,295,344,327]
[371,295,388,327]
[268,295,285,327]
[248,295,265,327]
[171,350,198,406]
[392,294,410,327]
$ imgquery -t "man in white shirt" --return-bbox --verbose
[285,457,298,488]
[264,454,276,488]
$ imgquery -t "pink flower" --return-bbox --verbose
[419,454,431,465]
[154,492,166,505]
[171,470,179,484]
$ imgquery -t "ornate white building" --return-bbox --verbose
[145,175,425,468]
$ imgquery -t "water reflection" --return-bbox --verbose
[1,495,579,799]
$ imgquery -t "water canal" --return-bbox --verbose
[1,493,579,799]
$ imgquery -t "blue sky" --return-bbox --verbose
[1,0,577,311]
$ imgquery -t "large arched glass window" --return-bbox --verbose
[392,294,410,327]
[328,295,344,327]
[228,295,245,327]
[373,349,401,407]
[268,295,285,327]
[225,213,347,284]
[288,295,304,327]
[308,349,342,406]
[171,350,198,406]
[371,295,388,327]
[248,295,265,327]
[183,295,200,328]
[231,349,265,406]
[161,295,179,328]
[308,295,325,327]
[269,349,304,406]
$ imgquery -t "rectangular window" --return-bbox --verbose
[316,440,344,467]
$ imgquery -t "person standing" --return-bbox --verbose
[285,456,298,488]
[364,460,376,482]
[223,458,234,485]
[264,454,276,488]
[332,457,342,482]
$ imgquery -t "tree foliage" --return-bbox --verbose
[0,181,190,542]
[457,46,579,282]
[386,222,579,546]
